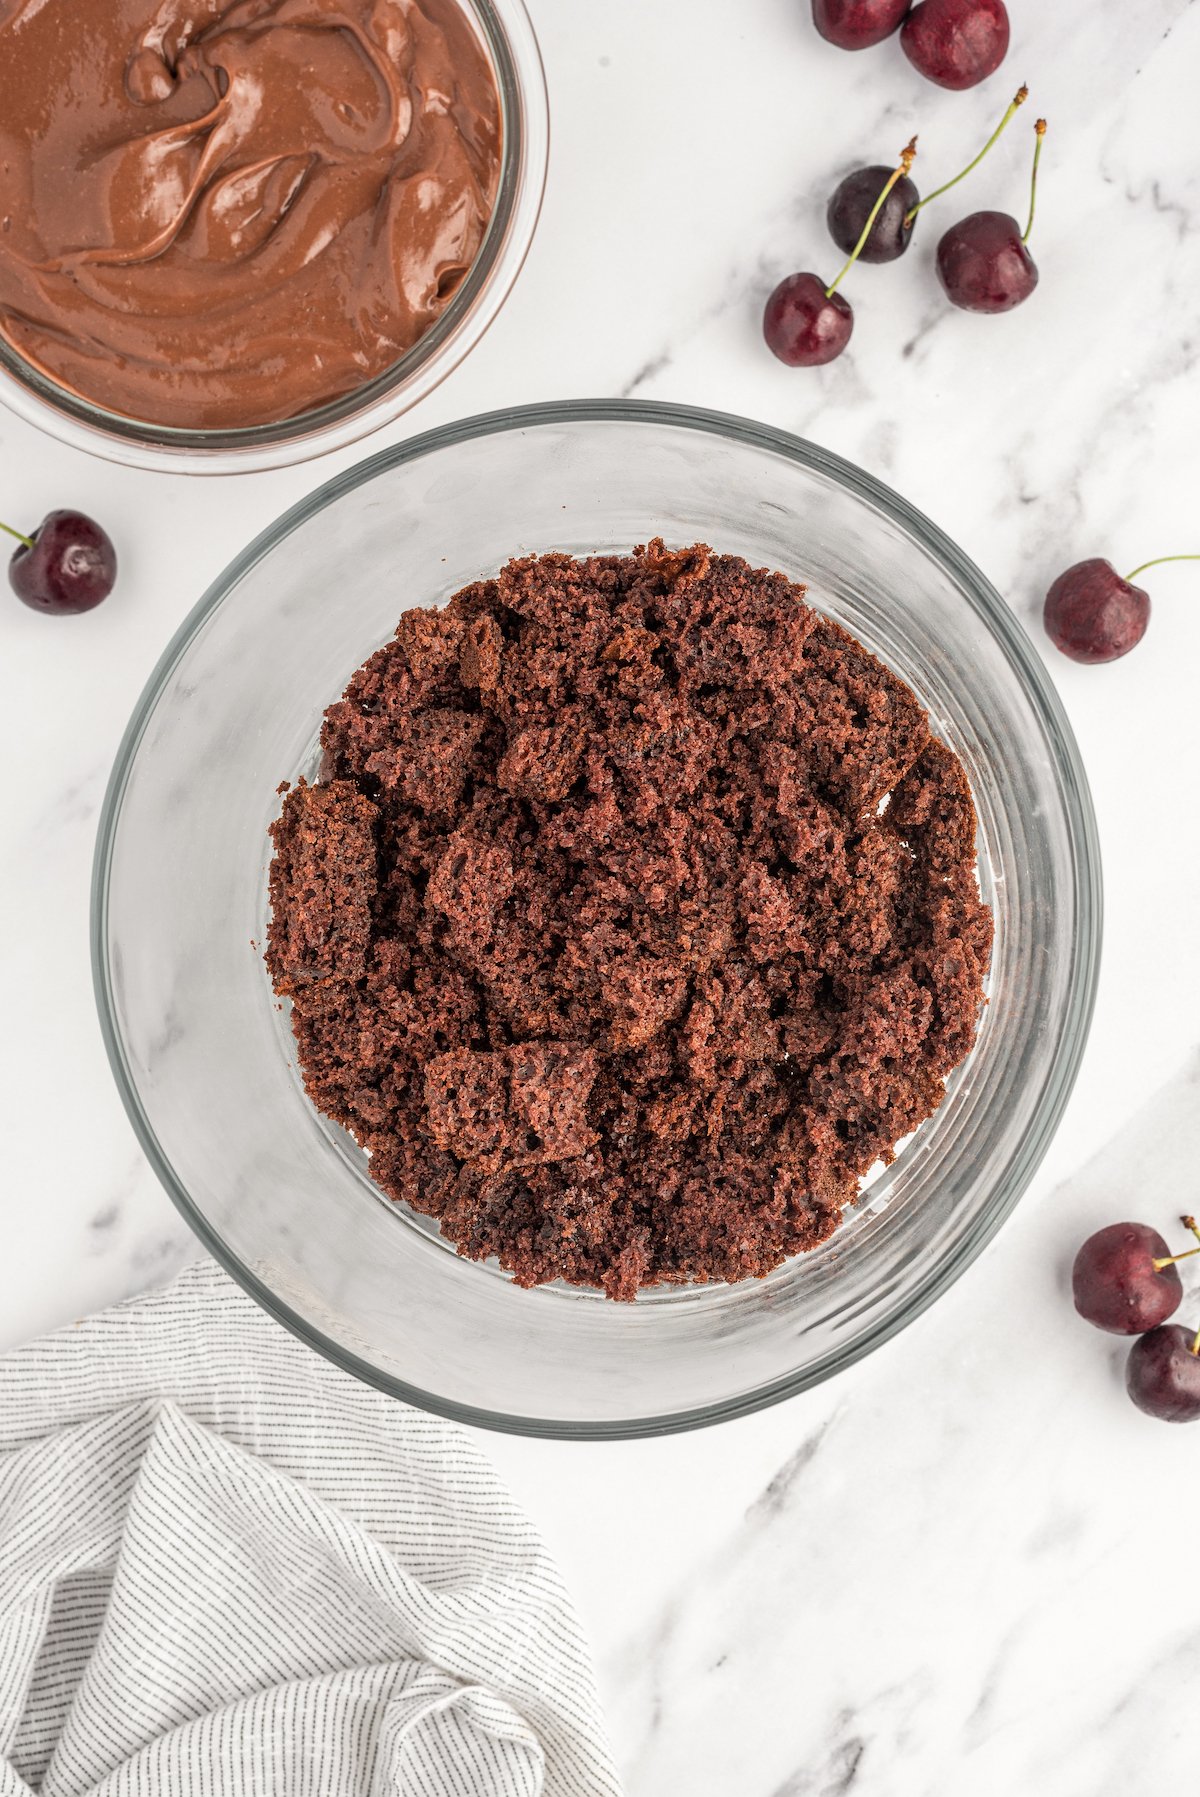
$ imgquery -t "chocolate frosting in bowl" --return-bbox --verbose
[0,0,501,429]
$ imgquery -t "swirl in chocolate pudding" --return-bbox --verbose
[0,0,501,428]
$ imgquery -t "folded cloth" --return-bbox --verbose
[0,1261,621,1797]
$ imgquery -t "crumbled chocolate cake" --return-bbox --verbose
[266,542,992,1299]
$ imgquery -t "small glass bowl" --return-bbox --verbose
[92,402,1101,1437]
[0,0,546,476]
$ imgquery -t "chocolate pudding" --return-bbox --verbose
[267,543,993,1299]
[0,0,501,429]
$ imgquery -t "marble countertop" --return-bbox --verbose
[3,0,1199,1790]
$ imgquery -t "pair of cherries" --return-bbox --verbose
[814,0,1011,91]
[763,83,1046,371]
[1073,1220,1200,1423]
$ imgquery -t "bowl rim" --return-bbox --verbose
[91,398,1103,1438]
[0,0,549,476]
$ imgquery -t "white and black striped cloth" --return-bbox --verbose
[0,1261,621,1797]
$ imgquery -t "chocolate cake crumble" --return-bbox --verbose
[266,543,992,1299]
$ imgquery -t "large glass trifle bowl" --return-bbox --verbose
[92,401,1101,1436]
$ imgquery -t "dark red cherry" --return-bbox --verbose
[828,87,1028,266]
[900,0,1010,90]
[827,166,920,263]
[812,0,912,50]
[937,117,1046,313]
[763,273,854,366]
[936,210,1037,311]
[6,510,117,614]
[1127,1326,1200,1424]
[1072,1223,1184,1335]
[1044,554,1198,663]
[1044,561,1150,664]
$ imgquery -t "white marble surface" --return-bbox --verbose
[3,0,1200,1790]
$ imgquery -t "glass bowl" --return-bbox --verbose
[92,401,1101,1437]
[0,0,546,477]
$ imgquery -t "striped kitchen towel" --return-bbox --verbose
[0,1260,621,1797]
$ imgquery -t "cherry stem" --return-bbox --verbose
[1124,554,1200,583]
[1186,1220,1200,1355]
[0,518,34,550]
[826,138,918,300]
[1152,1216,1200,1270]
[1153,1246,1200,1270]
[904,87,1027,228]
[1022,119,1047,245]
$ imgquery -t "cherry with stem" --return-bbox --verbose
[1073,1219,1199,1336]
[1045,553,1200,664]
[936,117,1047,314]
[765,139,917,366]
[825,140,919,292]
[828,88,1026,265]
[4,510,117,614]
